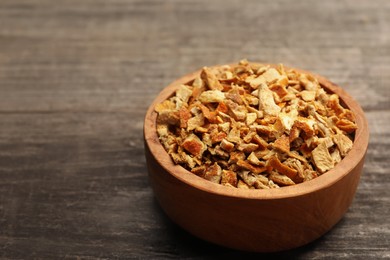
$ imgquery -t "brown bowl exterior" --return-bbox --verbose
[144,64,369,252]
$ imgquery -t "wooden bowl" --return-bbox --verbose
[143,64,369,252]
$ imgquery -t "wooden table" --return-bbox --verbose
[0,0,389,258]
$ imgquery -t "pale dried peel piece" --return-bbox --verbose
[332,133,353,157]
[269,171,295,186]
[220,139,235,152]
[156,124,169,138]
[221,170,238,187]
[198,90,225,103]
[312,141,334,173]
[258,83,281,116]
[215,145,230,159]
[192,75,204,88]
[294,117,316,137]
[299,73,319,91]
[219,122,231,133]
[278,110,297,133]
[176,85,193,104]
[243,131,257,143]
[327,94,344,116]
[226,87,244,105]
[256,174,270,185]
[182,153,198,168]
[204,163,222,183]
[268,180,280,188]
[237,179,250,189]
[246,113,258,126]
[300,90,316,102]
[201,67,224,91]
[226,126,241,144]
[320,137,334,148]
[225,99,247,121]
[247,105,264,119]
[187,113,205,131]
[245,94,259,106]
[331,148,342,163]
[254,181,270,189]
[247,152,263,166]
[247,68,283,89]
[304,169,318,181]
[161,135,178,155]
[202,133,212,147]
[251,124,275,137]
[238,171,257,186]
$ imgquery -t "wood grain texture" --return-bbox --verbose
[0,0,389,258]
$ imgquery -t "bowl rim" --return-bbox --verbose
[144,63,369,200]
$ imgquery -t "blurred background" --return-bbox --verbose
[0,0,389,258]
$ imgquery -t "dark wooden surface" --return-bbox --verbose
[0,0,389,258]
